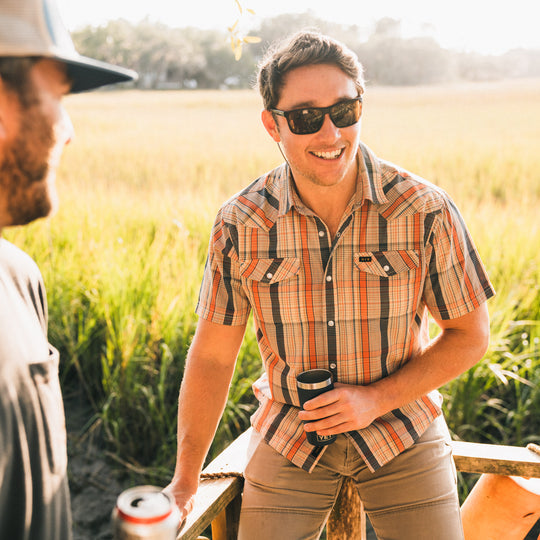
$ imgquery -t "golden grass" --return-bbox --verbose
[58,78,540,206]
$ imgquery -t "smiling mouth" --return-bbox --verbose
[311,148,344,160]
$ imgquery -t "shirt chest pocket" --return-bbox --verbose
[239,258,301,322]
[29,346,67,476]
[354,250,422,317]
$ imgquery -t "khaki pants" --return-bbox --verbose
[238,417,464,540]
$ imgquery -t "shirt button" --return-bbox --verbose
[266,272,273,279]
[383,265,390,272]
[319,230,325,237]
[328,320,335,327]
[326,275,332,282]
[330,363,337,369]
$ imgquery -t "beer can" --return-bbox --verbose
[112,485,181,540]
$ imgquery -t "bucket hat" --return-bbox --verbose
[0,0,137,92]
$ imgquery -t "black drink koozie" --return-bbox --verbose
[296,369,337,446]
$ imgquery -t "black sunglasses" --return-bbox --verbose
[270,96,363,135]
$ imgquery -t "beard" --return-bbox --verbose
[0,98,56,227]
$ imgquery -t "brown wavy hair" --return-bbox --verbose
[257,31,365,110]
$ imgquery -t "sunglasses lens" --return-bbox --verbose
[281,98,362,135]
[288,109,324,134]
[331,100,362,128]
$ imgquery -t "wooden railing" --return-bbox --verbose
[177,428,540,540]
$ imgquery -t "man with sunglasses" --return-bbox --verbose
[166,31,495,539]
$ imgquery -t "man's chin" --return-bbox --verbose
[10,187,57,226]
[31,177,59,222]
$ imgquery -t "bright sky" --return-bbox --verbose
[57,0,538,55]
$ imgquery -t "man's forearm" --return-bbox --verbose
[300,304,491,434]
[373,307,490,415]
[164,319,246,518]
[172,354,237,488]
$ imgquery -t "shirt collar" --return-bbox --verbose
[355,141,389,207]
[277,142,389,217]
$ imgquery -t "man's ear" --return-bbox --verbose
[261,109,281,143]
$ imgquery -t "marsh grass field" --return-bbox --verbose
[6,79,540,498]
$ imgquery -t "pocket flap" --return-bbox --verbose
[355,250,419,277]
[240,257,300,283]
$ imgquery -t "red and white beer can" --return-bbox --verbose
[112,485,181,540]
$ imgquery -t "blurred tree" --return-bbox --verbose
[70,13,537,90]
[357,36,451,85]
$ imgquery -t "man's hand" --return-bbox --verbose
[298,383,382,436]
[298,305,491,439]
[162,478,197,525]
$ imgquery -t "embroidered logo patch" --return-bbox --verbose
[358,256,372,262]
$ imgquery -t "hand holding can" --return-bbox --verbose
[296,369,337,446]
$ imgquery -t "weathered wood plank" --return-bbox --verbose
[451,441,540,477]
[177,477,242,540]
[177,429,252,540]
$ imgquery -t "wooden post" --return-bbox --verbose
[211,492,243,540]
[327,477,366,540]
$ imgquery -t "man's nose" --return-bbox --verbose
[317,112,340,139]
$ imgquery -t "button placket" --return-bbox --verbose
[324,255,338,380]
[313,215,339,379]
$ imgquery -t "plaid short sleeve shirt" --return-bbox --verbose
[196,142,495,472]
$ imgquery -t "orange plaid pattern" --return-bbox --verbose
[197,143,495,472]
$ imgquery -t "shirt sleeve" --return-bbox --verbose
[195,210,251,325]
[423,196,495,320]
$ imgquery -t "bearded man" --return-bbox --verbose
[0,1,136,538]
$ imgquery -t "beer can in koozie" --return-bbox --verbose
[112,485,181,540]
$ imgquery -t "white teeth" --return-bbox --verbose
[312,148,343,159]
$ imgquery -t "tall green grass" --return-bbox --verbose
[6,81,540,494]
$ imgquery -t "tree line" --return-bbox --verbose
[72,12,540,90]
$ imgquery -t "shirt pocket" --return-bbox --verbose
[354,250,421,318]
[29,346,67,476]
[239,257,301,324]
